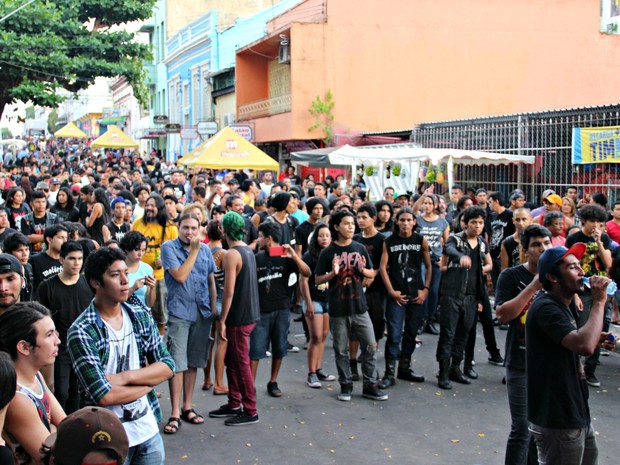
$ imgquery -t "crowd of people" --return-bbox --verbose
[0,137,617,464]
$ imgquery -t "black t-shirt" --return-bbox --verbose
[170,183,185,200]
[465,244,481,295]
[295,221,318,256]
[28,253,62,300]
[255,251,298,313]
[302,251,329,303]
[0,227,16,250]
[50,204,80,222]
[353,232,385,293]
[21,262,34,302]
[37,275,94,347]
[315,241,371,317]
[384,233,424,297]
[106,220,131,242]
[6,204,29,230]
[488,209,515,258]
[0,445,15,465]
[565,230,611,278]
[501,235,521,268]
[20,214,47,253]
[265,215,299,246]
[526,292,590,428]
[495,265,537,371]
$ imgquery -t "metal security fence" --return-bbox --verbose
[411,105,620,205]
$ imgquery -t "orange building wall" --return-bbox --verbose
[252,0,620,142]
[236,54,270,104]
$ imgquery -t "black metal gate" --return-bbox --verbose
[411,105,620,205]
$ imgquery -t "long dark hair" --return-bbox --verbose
[0,302,51,361]
[0,352,16,409]
[374,200,394,232]
[308,223,330,260]
[56,186,75,209]
[6,187,25,208]
[393,207,417,236]
[93,187,111,219]
[141,194,170,242]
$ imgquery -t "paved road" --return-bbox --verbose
[159,319,620,465]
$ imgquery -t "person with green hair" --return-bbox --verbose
[209,212,261,426]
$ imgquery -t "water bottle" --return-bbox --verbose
[582,276,617,295]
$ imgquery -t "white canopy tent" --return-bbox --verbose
[327,144,536,200]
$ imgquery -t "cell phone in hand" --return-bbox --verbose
[269,246,287,257]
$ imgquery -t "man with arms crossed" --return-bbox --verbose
[68,247,175,465]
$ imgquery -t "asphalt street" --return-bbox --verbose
[159,319,620,465]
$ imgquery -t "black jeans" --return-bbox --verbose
[54,345,80,414]
[366,290,387,342]
[465,294,501,362]
[436,294,477,362]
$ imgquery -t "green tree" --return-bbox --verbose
[47,110,59,133]
[0,0,155,119]
[24,106,35,120]
[308,90,335,146]
[0,127,11,139]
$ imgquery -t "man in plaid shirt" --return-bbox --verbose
[68,247,175,465]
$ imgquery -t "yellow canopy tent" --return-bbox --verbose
[177,151,199,166]
[90,125,139,149]
[53,122,88,139]
[184,127,278,171]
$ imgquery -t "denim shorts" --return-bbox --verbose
[302,300,328,315]
[167,312,213,371]
[249,309,290,360]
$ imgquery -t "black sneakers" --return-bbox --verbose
[224,413,259,426]
[267,381,283,397]
[362,384,388,401]
[209,404,242,418]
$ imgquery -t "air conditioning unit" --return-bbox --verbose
[278,44,290,64]
[223,113,236,126]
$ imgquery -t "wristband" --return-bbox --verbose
[424,286,429,290]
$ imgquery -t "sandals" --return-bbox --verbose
[164,417,181,434]
[202,381,213,391]
[181,408,204,425]
[213,388,228,396]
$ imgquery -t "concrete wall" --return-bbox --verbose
[320,0,620,131]
[247,0,620,142]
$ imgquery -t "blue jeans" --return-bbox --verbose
[124,432,164,465]
[330,312,378,386]
[529,423,597,465]
[505,367,538,465]
[385,298,426,361]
